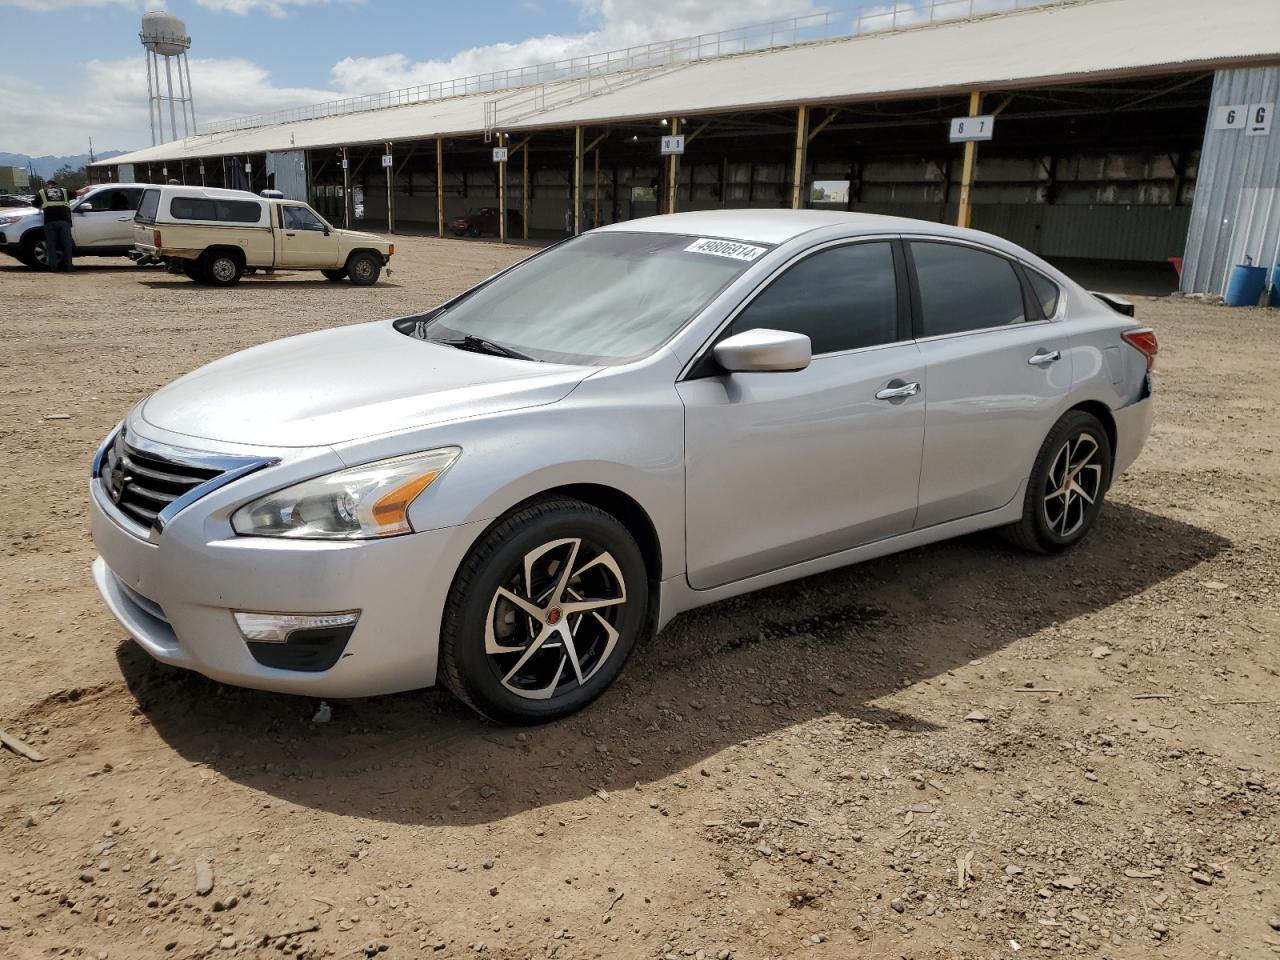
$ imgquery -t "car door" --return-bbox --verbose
[72,188,137,249]
[277,203,339,268]
[678,239,926,590]
[906,238,1071,529]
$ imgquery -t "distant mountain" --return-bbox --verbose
[0,151,128,179]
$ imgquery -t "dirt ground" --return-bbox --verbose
[1,237,1277,960]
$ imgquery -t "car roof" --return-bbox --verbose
[595,209,978,246]
[147,185,264,201]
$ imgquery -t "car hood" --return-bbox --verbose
[335,228,385,244]
[140,321,593,447]
[1,206,38,219]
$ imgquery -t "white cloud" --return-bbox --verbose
[330,0,819,93]
[193,0,330,17]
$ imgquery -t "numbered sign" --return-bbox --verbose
[1214,104,1247,130]
[1246,103,1273,137]
[198,163,205,175]
[660,135,685,156]
[381,154,393,168]
[341,157,348,169]
[492,147,509,163]
[949,116,994,143]
[244,162,252,173]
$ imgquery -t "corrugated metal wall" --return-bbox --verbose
[1181,67,1280,295]
[265,150,308,201]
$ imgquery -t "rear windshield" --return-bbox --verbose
[136,189,161,224]
[169,197,262,223]
[406,232,769,365]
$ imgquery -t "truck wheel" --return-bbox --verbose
[346,251,381,286]
[322,268,347,282]
[202,251,243,287]
[181,259,206,282]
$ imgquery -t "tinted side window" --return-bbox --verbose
[1027,269,1061,318]
[727,242,899,355]
[136,189,160,223]
[911,242,1026,336]
[282,205,325,231]
[169,197,262,223]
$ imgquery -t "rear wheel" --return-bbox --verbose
[181,259,205,282]
[439,498,649,724]
[1004,410,1112,554]
[346,251,380,286]
[322,268,347,282]
[202,250,243,287]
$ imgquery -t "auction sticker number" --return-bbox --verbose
[685,238,767,261]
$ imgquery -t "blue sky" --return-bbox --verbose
[0,0,1029,156]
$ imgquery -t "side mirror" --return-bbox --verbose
[713,328,811,373]
[77,203,93,213]
[323,227,331,236]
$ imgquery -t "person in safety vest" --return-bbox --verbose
[34,178,75,272]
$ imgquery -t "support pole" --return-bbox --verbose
[498,133,507,244]
[183,54,197,134]
[144,52,157,146]
[573,125,583,236]
[666,117,680,215]
[435,137,444,239]
[522,139,530,241]
[385,141,394,234]
[791,104,809,210]
[593,144,601,228]
[957,90,982,229]
[341,146,351,229]
[176,55,190,138]
[163,55,178,144]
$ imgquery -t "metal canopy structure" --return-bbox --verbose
[96,0,1280,169]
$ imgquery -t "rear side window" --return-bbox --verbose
[136,189,160,223]
[169,196,262,223]
[1027,269,1061,318]
[727,242,899,354]
[910,242,1026,336]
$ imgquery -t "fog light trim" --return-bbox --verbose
[233,610,360,644]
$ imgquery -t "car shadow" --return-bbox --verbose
[137,279,405,290]
[116,501,1227,826]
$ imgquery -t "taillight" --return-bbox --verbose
[153,228,162,248]
[1122,328,1158,370]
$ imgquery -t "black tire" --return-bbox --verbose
[345,251,381,286]
[181,259,205,282]
[202,250,243,287]
[1004,409,1112,554]
[21,232,47,270]
[467,224,481,238]
[450,229,465,238]
[439,497,650,724]
[322,268,347,282]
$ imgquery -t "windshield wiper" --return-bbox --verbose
[435,334,535,362]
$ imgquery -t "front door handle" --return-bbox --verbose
[116,216,132,222]
[1028,350,1061,366]
[285,232,297,237]
[875,381,920,400]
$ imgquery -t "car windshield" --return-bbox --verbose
[408,231,768,365]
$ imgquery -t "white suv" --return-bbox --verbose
[0,183,148,268]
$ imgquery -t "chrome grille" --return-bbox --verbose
[100,430,224,530]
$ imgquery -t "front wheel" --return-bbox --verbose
[346,251,381,286]
[1004,410,1112,554]
[21,233,47,269]
[439,498,650,724]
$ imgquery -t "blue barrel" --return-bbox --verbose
[1224,264,1267,307]
[1272,263,1280,307]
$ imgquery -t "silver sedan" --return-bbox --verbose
[90,210,1156,723]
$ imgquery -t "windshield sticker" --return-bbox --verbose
[684,238,767,261]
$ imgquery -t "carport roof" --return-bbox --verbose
[97,0,1280,167]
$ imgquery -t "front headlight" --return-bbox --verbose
[0,215,25,226]
[231,448,460,540]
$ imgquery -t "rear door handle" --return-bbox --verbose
[875,381,920,400]
[1028,350,1061,366]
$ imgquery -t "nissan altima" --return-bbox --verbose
[90,210,1156,723]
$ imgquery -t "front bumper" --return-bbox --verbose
[89,442,484,698]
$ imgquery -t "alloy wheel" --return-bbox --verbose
[33,239,48,267]
[1042,432,1103,538]
[484,537,627,700]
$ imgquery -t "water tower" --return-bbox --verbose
[140,10,196,145]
